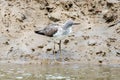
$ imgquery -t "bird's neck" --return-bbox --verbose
[63,24,71,30]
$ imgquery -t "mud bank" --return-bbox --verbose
[0,0,120,64]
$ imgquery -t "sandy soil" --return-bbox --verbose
[0,0,120,65]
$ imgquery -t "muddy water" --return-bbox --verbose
[0,63,120,80]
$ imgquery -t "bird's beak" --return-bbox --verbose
[73,23,80,25]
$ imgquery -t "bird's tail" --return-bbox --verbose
[34,30,45,35]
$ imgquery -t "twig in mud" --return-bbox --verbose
[108,20,120,27]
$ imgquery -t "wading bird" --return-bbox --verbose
[35,19,80,61]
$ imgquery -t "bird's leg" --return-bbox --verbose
[53,41,56,61]
[59,40,63,61]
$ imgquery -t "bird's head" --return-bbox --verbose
[63,19,80,29]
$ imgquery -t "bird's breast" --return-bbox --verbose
[63,27,72,35]
[53,27,72,37]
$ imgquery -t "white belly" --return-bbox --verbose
[53,27,72,40]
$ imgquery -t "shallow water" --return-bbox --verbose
[0,63,120,80]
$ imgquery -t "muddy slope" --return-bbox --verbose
[0,0,120,64]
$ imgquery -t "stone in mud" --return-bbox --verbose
[64,39,69,45]
[103,12,118,23]
[88,39,97,46]
[16,13,26,22]
[60,0,73,10]
[45,5,55,13]
[116,52,120,57]
[46,48,52,51]
[107,2,114,8]
[38,45,44,48]
[48,12,61,22]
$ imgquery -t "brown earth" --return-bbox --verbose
[0,0,120,65]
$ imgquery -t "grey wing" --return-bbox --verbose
[43,24,58,37]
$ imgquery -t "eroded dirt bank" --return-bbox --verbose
[0,0,120,65]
